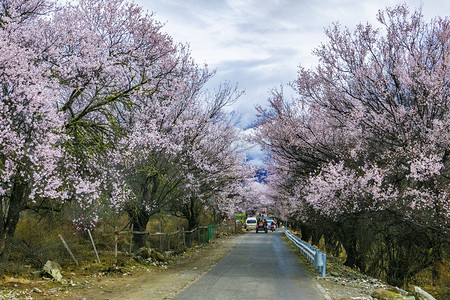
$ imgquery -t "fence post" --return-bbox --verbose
[159,222,162,251]
[129,224,133,254]
[167,233,170,250]
[114,226,118,263]
[58,234,79,265]
[182,227,185,247]
[87,229,101,264]
[321,253,327,278]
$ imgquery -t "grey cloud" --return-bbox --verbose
[136,0,450,130]
[134,0,449,163]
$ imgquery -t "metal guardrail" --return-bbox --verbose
[282,226,327,278]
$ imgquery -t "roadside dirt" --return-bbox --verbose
[0,234,247,300]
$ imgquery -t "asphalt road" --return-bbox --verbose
[174,229,325,300]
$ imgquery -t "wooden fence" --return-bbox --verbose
[0,220,243,272]
[115,222,242,257]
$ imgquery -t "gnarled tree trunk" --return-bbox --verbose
[0,180,28,258]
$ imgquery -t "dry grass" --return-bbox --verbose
[409,259,450,300]
[1,211,222,278]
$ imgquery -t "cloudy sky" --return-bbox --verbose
[134,0,448,165]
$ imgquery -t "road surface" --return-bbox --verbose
[175,229,325,300]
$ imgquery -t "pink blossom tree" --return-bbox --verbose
[255,4,448,285]
[113,77,251,246]
[0,0,70,256]
[172,110,253,230]
[33,0,251,246]
[0,0,252,253]
[9,0,187,230]
[298,5,448,232]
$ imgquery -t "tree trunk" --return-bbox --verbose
[131,210,149,251]
[338,217,359,268]
[311,230,322,247]
[299,222,313,243]
[343,237,358,268]
[128,175,159,251]
[0,181,27,258]
[184,197,202,231]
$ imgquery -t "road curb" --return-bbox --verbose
[315,281,333,300]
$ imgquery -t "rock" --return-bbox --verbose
[330,271,339,277]
[43,260,63,282]
[136,247,152,259]
[414,286,436,300]
[134,248,168,263]
[387,286,408,296]
[132,255,146,264]
[153,251,166,262]
[32,288,43,294]
[371,288,396,300]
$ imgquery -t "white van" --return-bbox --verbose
[244,217,257,231]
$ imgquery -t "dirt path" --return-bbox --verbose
[68,234,247,300]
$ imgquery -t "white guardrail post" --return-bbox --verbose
[282,226,327,278]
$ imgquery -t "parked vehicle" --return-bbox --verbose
[244,217,257,231]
